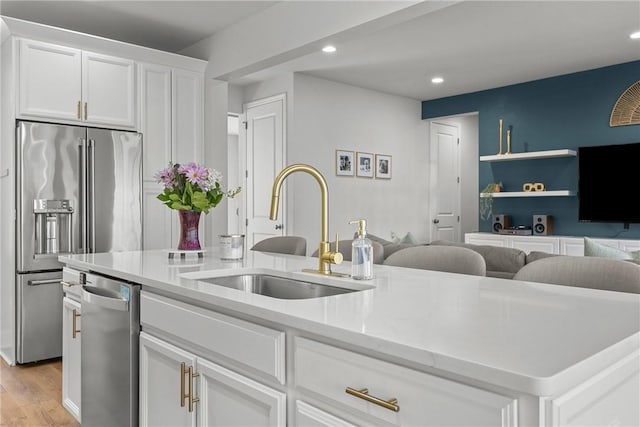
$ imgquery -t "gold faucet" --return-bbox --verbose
[269,164,344,276]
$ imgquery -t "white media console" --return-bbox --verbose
[465,233,640,256]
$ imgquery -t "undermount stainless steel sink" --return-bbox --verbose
[199,274,358,299]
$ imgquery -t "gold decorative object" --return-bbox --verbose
[497,119,503,155]
[610,80,640,127]
[522,182,545,192]
[506,128,512,154]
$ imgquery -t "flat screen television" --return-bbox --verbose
[578,142,640,226]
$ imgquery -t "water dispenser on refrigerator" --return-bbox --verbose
[33,199,73,257]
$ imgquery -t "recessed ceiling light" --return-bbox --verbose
[322,45,336,53]
[630,31,640,39]
[431,77,444,84]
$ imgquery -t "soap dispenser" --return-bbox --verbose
[349,219,373,280]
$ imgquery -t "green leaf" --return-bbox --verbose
[170,201,191,210]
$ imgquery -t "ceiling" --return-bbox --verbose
[0,1,277,53]
[2,1,639,101]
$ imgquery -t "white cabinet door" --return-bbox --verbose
[19,39,82,121]
[139,65,204,249]
[62,296,81,423]
[295,400,357,427]
[511,236,559,254]
[546,352,640,427]
[172,68,203,165]
[82,51,135,127]
[464,233,508,247]
[196,357,286,427]
[140,63,173,250]
[139,332,197,427]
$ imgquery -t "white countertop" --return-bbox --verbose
[60,248,640,396]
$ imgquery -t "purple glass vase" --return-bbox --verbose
[177,210,202,250]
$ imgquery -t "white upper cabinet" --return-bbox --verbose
[19,40,82,122]
[81,51,135,127]
[18,39,136,128]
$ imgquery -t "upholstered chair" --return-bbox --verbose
[513,255,640,294]
[383,245,486,276]
[311,240,385,264]
[250,236,307,256]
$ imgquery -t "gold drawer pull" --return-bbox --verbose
[345,387,400,412]
[188,365,200,413]
[180,362,187,407]
[72,309,81,338]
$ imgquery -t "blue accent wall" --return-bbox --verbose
[422,60,640,239]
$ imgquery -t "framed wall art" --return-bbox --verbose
[356,152,374,178]
[335,150,354,176]
[375,154,392,179]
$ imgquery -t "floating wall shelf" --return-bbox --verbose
[480,190,576,198]
[480,149,577,162]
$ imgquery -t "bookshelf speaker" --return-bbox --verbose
[533,215,553,236]
[492,214,511,233]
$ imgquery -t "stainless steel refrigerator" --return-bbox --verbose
[15,120,142,364]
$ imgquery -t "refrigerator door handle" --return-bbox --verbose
[88,139,95,253]
[79,139,88,253]
[27,279,61,286]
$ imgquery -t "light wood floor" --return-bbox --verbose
[0,357,79,426]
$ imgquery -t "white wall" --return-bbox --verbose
[0,35,16,364]
[289,73,427,247]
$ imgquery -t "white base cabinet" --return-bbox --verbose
[545,351,640,427]
[139,289,639,426]
[465,232,640,255]
[61,296,81,423]
[139,331,286,427]
[294,337,517,427]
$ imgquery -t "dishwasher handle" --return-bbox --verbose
[81,285,129,312]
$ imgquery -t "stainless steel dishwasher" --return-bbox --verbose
[81,271,140,427]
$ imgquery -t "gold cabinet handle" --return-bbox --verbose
[345,387,400,412]
[188,365,200,413]
[72,309,81,339]
[77,101,82,120]
[84,102,88,120]
[180,362,188,408]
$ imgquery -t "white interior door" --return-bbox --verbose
[429,122,461,242]
[244,94,286,250]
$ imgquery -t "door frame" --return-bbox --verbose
[428,120,461,242]
[240,93,287,243]
[426,113,479,242]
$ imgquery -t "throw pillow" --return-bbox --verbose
[584,237,633,261]
[391,231,418,244]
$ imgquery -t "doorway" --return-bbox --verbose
[242,94,287,250]
[427,113,479,242]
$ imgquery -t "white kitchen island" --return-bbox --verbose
[59,248,640,426]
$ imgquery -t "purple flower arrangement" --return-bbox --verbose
[155,162,240,214]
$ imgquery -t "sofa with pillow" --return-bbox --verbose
[368,233,535,278]
[366,233,535,278]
